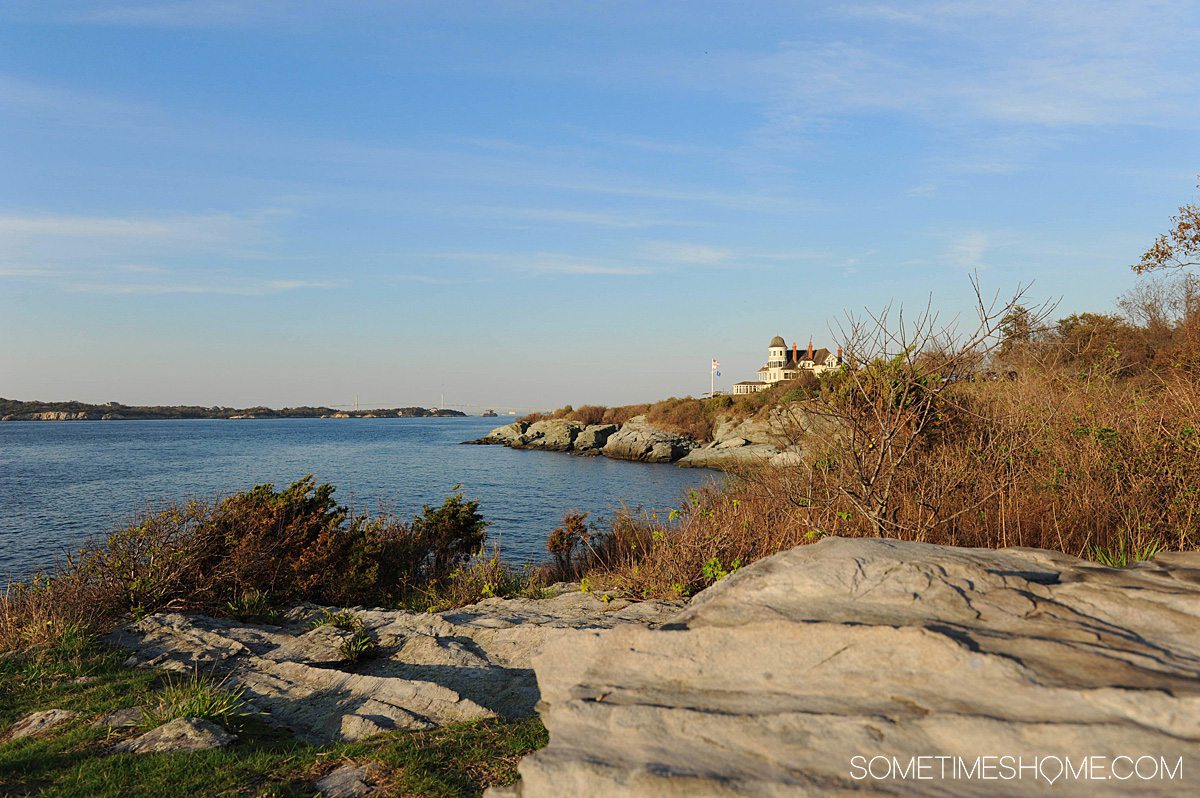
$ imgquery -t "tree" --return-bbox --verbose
[1134,178,1200,273]
[998,304,1038,358]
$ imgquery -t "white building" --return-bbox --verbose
[732,335,843,394]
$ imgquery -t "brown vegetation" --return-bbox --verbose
[582,273,1200,598]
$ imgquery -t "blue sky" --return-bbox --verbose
[2,1,1198,410]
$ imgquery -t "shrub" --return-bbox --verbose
[581,282,1198,598]
[566,405,607,425]
[0,478,496,654]
[645,397,713,442]
[407,487,490,587]
[546,512,589,581]
[419,552,536,612]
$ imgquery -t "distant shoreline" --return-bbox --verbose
[0,397,468,422]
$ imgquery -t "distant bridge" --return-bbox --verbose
[325,401,550,415]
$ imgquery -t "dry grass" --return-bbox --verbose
[583,366,1200,598]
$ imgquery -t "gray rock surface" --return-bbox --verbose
[573,423,618,452]
[601,417,695,463]
[110,717,236,754]
[517,419,584,452]
[711,413,782,445]
[315,763,376,797]
[109,591,681,743]
[466,421,528,446]
[467,411,813,470]
[677,443,779,469]
[91,707,143,730]
[5,709,80,740]
[501,537,1200,796]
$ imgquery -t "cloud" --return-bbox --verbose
[641,242,733,265]
[0,209,290,266]
[0,208,322,296]
[424,250,651,277]
[62,279,332,295]
[459,205,684,229]
[945,232,990,270]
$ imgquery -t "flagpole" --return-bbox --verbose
[711,361,714,398]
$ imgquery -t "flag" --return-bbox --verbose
[715,371,721,377]
[711,359,720,369]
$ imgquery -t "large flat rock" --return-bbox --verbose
[502,537,1200,796]
[108,590,681,743]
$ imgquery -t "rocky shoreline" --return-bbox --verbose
[91,537,1200,795]
[464,413,811,471]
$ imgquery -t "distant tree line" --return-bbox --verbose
[0,399,465,420]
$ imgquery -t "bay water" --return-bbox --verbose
[0,417,715,581]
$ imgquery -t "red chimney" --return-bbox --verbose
[792,342,797,364]
[837,345,843,361]
[807,338,813,360]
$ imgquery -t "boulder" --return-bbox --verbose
[502,538,1200,796]
[677,444,778,469]
[464,421,528,446]
[518,419,584,452]
[6,709,80,740]
[601,418,694,463]
[573,424,618,452]
[710,412,785,446]
[108,591,682,743]
[110,717,236,754]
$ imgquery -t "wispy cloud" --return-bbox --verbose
[0,209,290,264]
[640,242,734,266]
[62,278,332,295]
[0,208,317,296]
[639,241,828,270]
[457,205,685,229]
[945,232,991,271]
[421,250,651,277]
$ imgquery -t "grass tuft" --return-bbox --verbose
[142,667,255,730]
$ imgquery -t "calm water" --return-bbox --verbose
[0,417,715,581]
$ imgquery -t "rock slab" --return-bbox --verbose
[601,418,694,463]
[110,717,236,754]
[315,763,376,797]
[91,707,143,730]
[5,709,80,740]
[109,591,681,743]
[501,537,1200,796]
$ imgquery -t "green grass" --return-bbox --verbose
[0,645,547,797]
[306,609,360,632]
[141,668,256,730]
[1088,535,1165,568]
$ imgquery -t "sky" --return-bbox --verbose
[2,1,1198,411]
